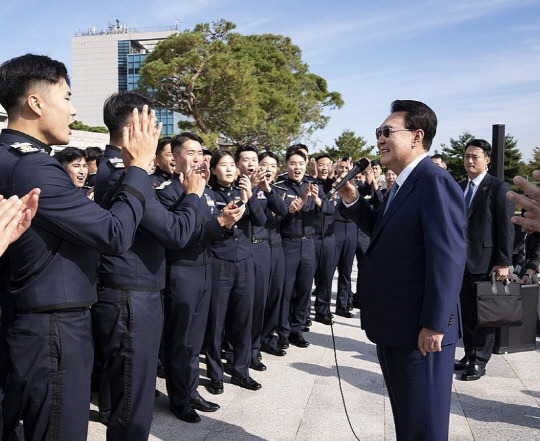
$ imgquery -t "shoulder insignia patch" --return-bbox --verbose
[10,142,43,154]
[109,158,125,169]
[155,180,172,191]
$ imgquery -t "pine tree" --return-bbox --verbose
[324,129,374,161]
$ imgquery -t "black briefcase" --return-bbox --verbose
[493,283,539,353]
[474,273,523,327]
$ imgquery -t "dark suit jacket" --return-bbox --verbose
[459,174,514,275]
[343,157,467,348]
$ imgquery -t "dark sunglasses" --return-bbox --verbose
[375,125,416,140]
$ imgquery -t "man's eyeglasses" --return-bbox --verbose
[375,125,416,140]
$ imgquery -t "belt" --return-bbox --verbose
[282,235,312,240]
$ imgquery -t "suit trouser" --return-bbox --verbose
[92,288,163,441]
[205,258,254,381]
[377,343,455,441]
[332,221,357,311]
[312,234,336,316]
[164,264,211,407]
[459,270,495,366]
[3,310,93,441]
[353,229,370,304]
[279,238,316,337]
[251,241,272,358]
[261,244,286,348]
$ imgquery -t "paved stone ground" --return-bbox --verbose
[78,263,540,440]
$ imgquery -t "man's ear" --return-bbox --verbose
[413,129,424,147]
[27,93,43,116]
[485,155,491,165]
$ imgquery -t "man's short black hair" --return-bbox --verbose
[156,136,172,155]
[202,148,213,157]
[286,149,307,162]
[259,151,280,165]
[431,153,447,164]
[54,147,85,166]
[465,139,492,157]
[371,159,381,167]
[235,144,258,161]
[315,154,332,162]
[170,132,203,153]
[85,146,104,164]
[391,100,437,150]
[289,143,308,153]
[0,54,70,113]
[103,91,153,136]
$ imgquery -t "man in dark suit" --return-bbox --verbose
[454,139,515,381]
[339,100,466,441]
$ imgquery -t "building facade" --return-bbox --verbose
[71,21,180,135]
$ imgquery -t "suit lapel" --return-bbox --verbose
[368,157,430,245]
[468,174,491,218]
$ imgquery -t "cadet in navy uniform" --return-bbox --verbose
[311,154,337,324]
[258,152,289,357]
[92,93,206,441]
[205,150,266,394]
[278,147,333,348]
[0,54,159,441]
[234,145,287,371]
[331,158,358,315]
[149,136,174,187]
[156,133,242,423]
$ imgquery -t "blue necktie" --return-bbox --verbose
[465,180,475,210]
[384,183,399,215]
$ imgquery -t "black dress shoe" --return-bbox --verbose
[250,358,267,371]
[170,403,201,423]
[314,313,334,325]
[277,336,290,349]
[289,332,310,348]
[207,379,224,395]
[454,354,472,370]
[260,343,286,357]
[460,364,486,381]
[231,376,262,391]
[335,308,354,318]
[189,395,220,412]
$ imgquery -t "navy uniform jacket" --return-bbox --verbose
[311,178,336,236]
[0,129,153,312]
[149,167,171,187]
[265,184,288,248]
[251,186,288,241]
[342,157,467,348]
[93,144,125,204]
[459,174,514,275]
[280,177,334,238]
[95,154,203,292]
[156,178,225,266]
[210,184,266,262]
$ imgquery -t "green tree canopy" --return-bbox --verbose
[521,147,540,180]
[440,132,524,184]
[138,20,343,154]
[69,120,108,133]
[324,129,374,161]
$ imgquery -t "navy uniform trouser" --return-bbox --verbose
[206,258,254,381]
[332,221,357,310]
[3,310,93,441]
[459,270,495,367]
[279,238,316,337]
[251,241,272,358]
[312,234,336,316]
[354,228,370,304]
[92,288,163,441]
[377,343,456,441]
[164,264,211,406]
[261,244,286,348]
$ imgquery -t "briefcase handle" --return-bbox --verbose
[490,271,510,294]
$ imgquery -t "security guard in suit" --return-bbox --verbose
[0,54,158,441]
[205,150,266,395]
[92,93,206,441]
[278,148,333,349]
[155,133,240,423]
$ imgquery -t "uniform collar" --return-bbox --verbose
[1,128,52,154]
